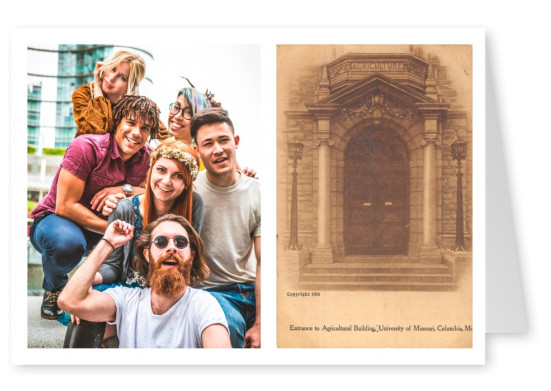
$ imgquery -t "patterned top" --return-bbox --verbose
[72,83,113,138]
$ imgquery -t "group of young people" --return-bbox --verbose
[29,50,261,349]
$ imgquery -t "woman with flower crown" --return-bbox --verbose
[98,82,256,224]
[96,138,202,287]
[62,138,203,348]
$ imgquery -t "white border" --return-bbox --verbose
[11,27,485,365]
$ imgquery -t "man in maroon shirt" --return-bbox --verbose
[30,95,160,320]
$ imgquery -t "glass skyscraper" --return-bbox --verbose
[27,83,42,147]
[55,45,114,147]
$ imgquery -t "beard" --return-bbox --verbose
[147,252,192,297]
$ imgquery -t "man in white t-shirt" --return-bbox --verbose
[190,108,261,348]
[58,214,230,348]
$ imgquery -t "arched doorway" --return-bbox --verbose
[344,127,409,255]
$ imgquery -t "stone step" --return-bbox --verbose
[303,262,452,275]
[300,272,454,283]
[340,256,411,263]
[299,261,455,291]
[298,280,456,291]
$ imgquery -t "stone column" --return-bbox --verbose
[312,118,334,264]
[422,136,438,248]
[417,105,448,263]
[305,103,339,264]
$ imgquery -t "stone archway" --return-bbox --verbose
[344,127,409,256]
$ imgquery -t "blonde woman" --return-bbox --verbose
[72,50,146,138]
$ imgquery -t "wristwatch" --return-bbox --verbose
[122,184,133,196]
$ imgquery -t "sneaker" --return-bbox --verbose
[41,289,64,320]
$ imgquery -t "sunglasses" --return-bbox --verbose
[153,235,189,249]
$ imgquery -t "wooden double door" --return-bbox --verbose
[344,128,409,255]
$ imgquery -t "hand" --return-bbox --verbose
[102,193,126,216]
[156,121,170,140]
[94,62,104,82]
[70,313,81,325]
[242,167,258,179]
[93,62,104,97]
[103,220,134,249]
[244,323,260,348]
[91,187,125,212]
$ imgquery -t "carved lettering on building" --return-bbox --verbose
[329,60,427,79]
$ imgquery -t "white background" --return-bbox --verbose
[2,1,549,389]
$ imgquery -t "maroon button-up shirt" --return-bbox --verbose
[31,133,151,220]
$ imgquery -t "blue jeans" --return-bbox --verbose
[29,213,103,292]
[205,284,256,348]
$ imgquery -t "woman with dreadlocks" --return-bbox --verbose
[62,138,204,348]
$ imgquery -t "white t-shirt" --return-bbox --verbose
[194,171,261,288]
[105,286,228,348]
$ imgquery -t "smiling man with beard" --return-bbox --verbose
[58,214,231,348]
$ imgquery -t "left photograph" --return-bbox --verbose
[25,42,261,349]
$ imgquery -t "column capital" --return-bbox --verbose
[417,103,448,140]
[421,137,441,147]
[314,137,335,147]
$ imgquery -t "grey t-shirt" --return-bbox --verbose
[193,171,261,288]
[105,286,228,348]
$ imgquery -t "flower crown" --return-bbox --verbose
[150,146,199,181]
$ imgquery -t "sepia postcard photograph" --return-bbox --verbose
[276,42,483,352]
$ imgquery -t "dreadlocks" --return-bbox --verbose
[111,95,161,139]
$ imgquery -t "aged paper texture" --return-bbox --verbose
[277,44,473,348]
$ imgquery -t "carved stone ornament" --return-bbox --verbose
[339,94,416,123]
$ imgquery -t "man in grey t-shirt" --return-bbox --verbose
[191,108,261,348]
[58,214,230,348]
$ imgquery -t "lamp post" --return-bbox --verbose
[288,138,304,250]
[451,137,467,251]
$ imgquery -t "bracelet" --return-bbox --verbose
[101,237,115,251]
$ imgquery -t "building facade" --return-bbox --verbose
[277,45,473,290]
